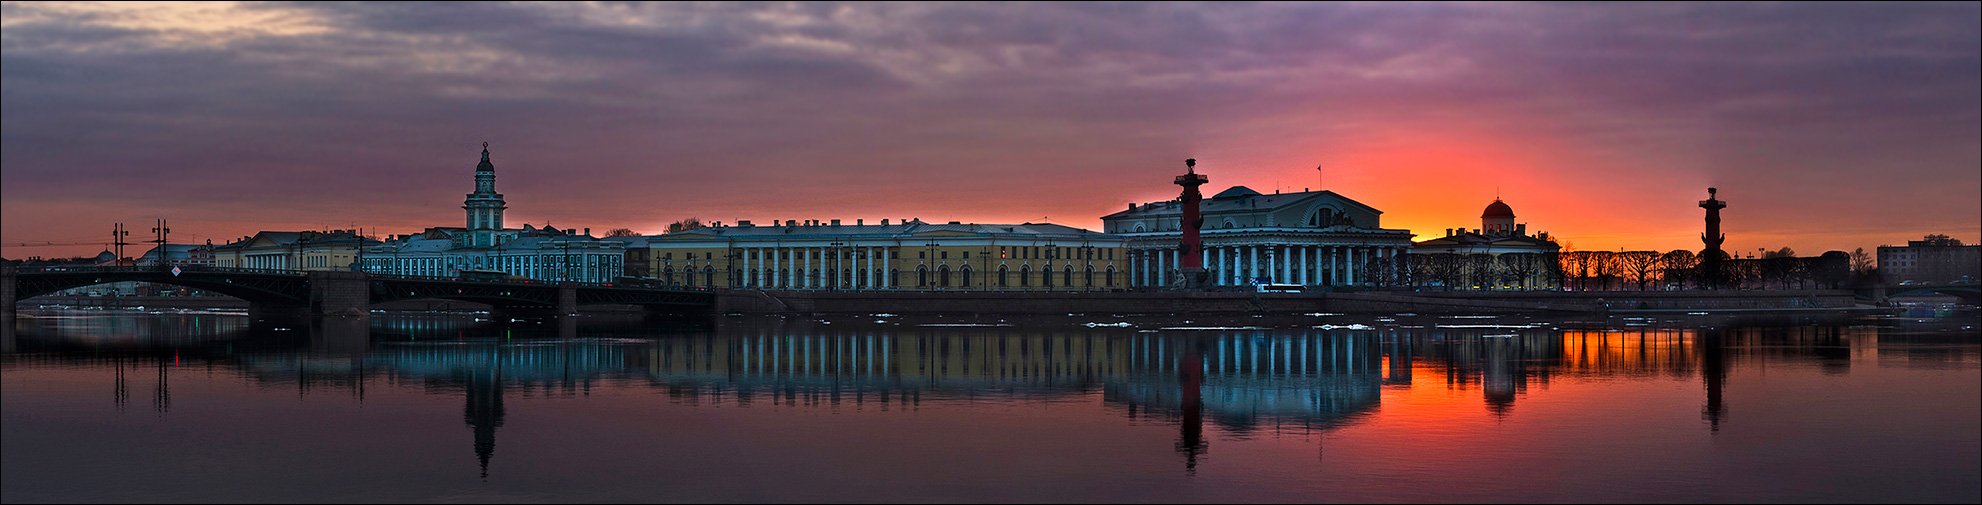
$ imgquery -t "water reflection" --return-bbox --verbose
[5,310,1978,481]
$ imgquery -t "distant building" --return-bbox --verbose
[358,144,627,283]
[1408,198,1561,290]
[1878,236,1979,284]
[213,230,379,271]
[1101,186,1414,288]
[636,219,1128,290]
[136,242,216,267]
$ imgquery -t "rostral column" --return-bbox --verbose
[1176,159,1210,289]
[1699,187,1727,289]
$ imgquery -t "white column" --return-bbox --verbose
[1299,246,1309,285]
[882,248,892,289]
[1328,247,1338,286]
[1247,246,1258,283]
[1347,247,1357,286]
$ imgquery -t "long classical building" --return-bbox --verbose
[1101,186,1415,288]
[636,219,1128,290]
[214,230,380,271]
[357,144,630,283]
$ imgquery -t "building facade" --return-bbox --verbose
[1408,198,1562,290]
[1878,236,1979,284]
[637,219,1129,290]
[1101,186,1415,288]
[213,230,379,271]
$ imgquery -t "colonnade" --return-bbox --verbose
[1132,244,1406,287]
[730,246,896,290]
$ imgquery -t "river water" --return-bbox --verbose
[3,308,1978,503]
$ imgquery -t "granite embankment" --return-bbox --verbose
[19,289,1863,316]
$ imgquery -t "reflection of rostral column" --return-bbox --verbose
[1699,187,1727,289]
[1176,338,1207,473]
[1175,159,1210,289]
[1699,327,1727,432]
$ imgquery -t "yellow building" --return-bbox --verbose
[213,230,379,271]
[637,219,1129,291]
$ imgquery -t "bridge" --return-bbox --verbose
[1858,283,1982,305]
[1,264,715,318]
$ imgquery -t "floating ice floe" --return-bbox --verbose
[1313,324,1376,330]
[1687,312,1710,315]
[1446,315,1497,319]
[1304,313,1344,317]
[918,323,1013,327]
[873,313,898,317]
[1483,334,1517,338]
[1083,322,1134,327]
[1158,326,1267,331]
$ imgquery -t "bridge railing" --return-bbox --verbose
[18,265,307,276]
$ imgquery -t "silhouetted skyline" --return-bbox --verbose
[4,2,1977,259]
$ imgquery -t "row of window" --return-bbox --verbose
[651,265,1121,289]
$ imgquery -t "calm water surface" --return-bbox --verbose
[4,309,1978,503]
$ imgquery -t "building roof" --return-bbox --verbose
[647,220,1115,243]
[1101,187,1383,219]
[1482,199,1514,219]
[1414,231,1557,250]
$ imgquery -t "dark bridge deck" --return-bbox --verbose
[3,265,715,317]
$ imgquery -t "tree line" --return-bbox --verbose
[1356,248,1866,291]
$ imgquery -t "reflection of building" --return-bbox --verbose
[358,145,629,282]
[1407,198,1561,290]
[637,221,1128,290]
[1102,185,1414,288]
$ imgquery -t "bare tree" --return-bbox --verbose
[1619,251,1663,290]
[666,217,704,234]
[1465,254,1495,290]
[1659,250,1696,290]
[1763,247,1797,259]
[1849,248,1874,277]
[1589,251,1621,291]
[1427,253,1466,290]
[1562,251,1595,291]
[1500,253,1541,290]
[604,228,639,237]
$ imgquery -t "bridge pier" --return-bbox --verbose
[308,271,371,317]
[2,264,16,320]
[557,283,578,316]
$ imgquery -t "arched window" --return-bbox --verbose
[662,267,675,285]
[1042,265,1053,288]
[1106,266,1116,286]
[1085,266,1095,287]
[998,266,1009,287]
[960,266,972,287]
[938,265,950,287]
[917,266,929,287]
[704,267,715,287]
[891,269,900,288]
[1134,224,1145,233]
[1064,266,1075,286]
[1020,266,1031,286]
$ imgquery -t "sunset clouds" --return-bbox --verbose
[4,2,1977,258]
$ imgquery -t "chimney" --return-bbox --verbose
[1446,228,1453,237]
[857,219,863,225]
[583,228,591,236]
[881,219,890,226]
[1516,223,1526,235]
[738,220,753,227]
[832,219,840,226]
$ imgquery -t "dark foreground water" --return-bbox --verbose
[3,309,1978,503]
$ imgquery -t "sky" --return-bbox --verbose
[3,1,1978,260]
